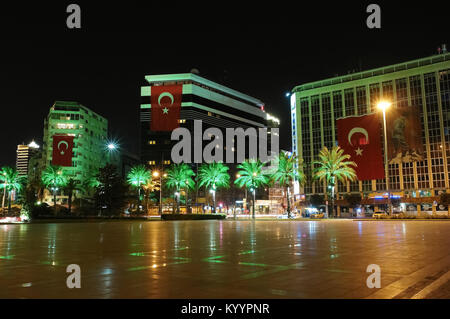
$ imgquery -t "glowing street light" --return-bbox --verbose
[377,100,392,215]
[377,100,391,112]
[105,140,119,164]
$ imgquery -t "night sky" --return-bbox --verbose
[0,2,448,166]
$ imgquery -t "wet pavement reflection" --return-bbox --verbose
[1,220,450,298]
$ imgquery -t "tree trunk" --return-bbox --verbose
[186,187,189,214]
[137,188,141,213]
[2,185,6,209]
[8,191,12,213]
[331,185,335,218]
[53,190,57,216]
[252,191,256,219]
[286,186,291,218]
[176,192,180,214]
[212,191,216,214]
[68,192,72,214]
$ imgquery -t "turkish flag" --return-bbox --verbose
[337,113,385,180]
[150,85,182,131]
[52,135,74,167]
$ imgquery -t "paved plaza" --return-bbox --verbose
[1,219,450,298]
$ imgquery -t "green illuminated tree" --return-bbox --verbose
[313,146,357,217]
[127,165,151,212]
[234,159,270,219]
[0,167,26,212]
[165,163,195,214]
[198,162,230,214]
[271,152,305,218]
[41,165,68,215]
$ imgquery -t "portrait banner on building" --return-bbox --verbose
[386,105,424,164]
[52,135,74,167]
[150,84,183,131]
[337,113,385,180]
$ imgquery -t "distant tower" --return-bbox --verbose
[16,141,40,177]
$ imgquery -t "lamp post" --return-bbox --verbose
[236,173,247,214]
[107,143,116,162]
[152,170,164,215]
[377,101,392,215]
[210,185,216,214]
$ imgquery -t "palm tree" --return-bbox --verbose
[313,146,357,217]
[0,167,9,210]
[198,162,230,214]
[272,152,305,218]
[127,165,151,213]
[41,165,68,215]
[235,159,270,219]
[63,178,79,214]
[165,163,195,214]
[0,167,26,212]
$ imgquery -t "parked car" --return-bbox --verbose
[372,211,388,219]
[310,212,324,219]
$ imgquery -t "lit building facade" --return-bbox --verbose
[16,141,40,177]
[42,101,108,189]
[140,72,279,166]
[140,73,280,212]
[290,53,450,213]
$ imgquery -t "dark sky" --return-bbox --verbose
[0,1,448,166]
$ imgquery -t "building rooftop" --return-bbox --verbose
[144,73,264,107]
[292,52,450,93]
[50,101,107,121]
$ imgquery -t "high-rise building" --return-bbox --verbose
[140,72,279,167]
[140,73,280,212]
[290,52,450,214]
[42,101,108,189]
[16,141,40,177]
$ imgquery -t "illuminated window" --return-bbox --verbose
[208,112,212,116]
[57,123,75,129]
[148,140,156,145]
[148,161,155,165]
[178,119,186,124]
[163,160,171,165]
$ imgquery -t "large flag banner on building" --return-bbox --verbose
[52,135,74,167]
[150,85,182,131]
[386,105,424,163]
[337,113,385,180]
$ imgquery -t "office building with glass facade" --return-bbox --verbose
[290,52,450,214]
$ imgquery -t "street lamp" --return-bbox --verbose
[377,100,392,215]
[105,140,119,164]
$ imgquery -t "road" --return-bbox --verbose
[1,219,449,298]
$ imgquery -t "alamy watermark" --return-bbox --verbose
[66,4,81,29]
[170,120,279,166]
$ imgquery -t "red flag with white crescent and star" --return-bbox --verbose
[52,135,74,167]
[150,85,182,131]
[336,113,385,180]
